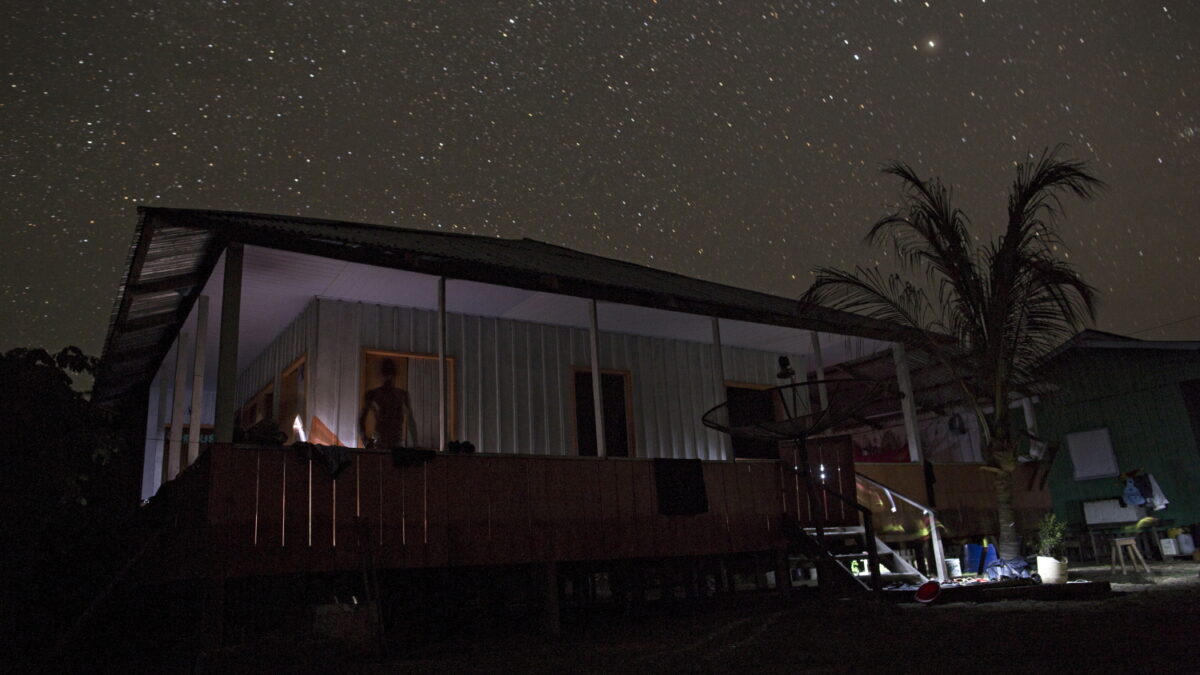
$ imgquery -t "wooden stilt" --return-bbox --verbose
[537,561,560,637]
[774,548,792,597]
[200,577,226,650]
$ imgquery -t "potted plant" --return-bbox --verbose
[1035,513,1069,584]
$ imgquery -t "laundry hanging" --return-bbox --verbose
[1118,469,1170,511]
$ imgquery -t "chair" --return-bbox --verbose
[1110,537,1151,575]
[1062,534,1086,563]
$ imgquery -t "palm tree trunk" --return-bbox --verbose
[991,445,1021,560]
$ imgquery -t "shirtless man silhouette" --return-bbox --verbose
[359,358,418,449]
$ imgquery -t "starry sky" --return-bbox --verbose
[3,0,1199,355]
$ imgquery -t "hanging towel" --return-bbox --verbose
[1147,473,1170,511]
[293,442,353,479]
[315,444,352,479]
[653,458,709,516]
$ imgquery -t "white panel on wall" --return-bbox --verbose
[1068,427,1120,480]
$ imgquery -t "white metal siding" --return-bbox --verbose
[236,299,317,413]
[287,298,807,459]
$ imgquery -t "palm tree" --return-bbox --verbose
[801,147,1102,559]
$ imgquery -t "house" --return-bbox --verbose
[1035,330,1200,550]
[96,207,970,637]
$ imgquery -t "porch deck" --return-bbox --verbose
[147,444,857,582]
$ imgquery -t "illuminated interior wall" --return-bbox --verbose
[239,296,807,459]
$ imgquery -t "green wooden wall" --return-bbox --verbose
[1035,347,1200,529]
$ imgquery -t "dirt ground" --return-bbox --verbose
[200,560,1200,674]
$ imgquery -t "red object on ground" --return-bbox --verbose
[915,580,941,603]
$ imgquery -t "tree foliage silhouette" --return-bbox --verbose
[802,147,1102,558]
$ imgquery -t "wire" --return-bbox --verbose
[1127,312,1200,336]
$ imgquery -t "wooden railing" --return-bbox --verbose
[150,444,857,581]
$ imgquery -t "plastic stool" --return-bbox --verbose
[1111,537,1151,575]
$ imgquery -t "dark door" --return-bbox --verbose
[575,371,631,457]
[725,385,780,459]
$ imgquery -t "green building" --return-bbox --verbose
[1035,330,1200,532]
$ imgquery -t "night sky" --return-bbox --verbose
[4,1,1199,356]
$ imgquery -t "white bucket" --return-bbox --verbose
[1037,556,1068,584]
[1177,533,1195,555]
[945,558,962,578]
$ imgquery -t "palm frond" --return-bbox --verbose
[801,147,1102,441]
[802,266,935,332]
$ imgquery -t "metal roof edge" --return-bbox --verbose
[143,207,920,342]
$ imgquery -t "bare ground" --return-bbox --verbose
[202,561,1200,674]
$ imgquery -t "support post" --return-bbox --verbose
[187,295,209,465]
[892,343,923,463]
[809,331,828,411]
[710,317,728,459]
[438,277,447,452]
[588,299,606,457]
[893,343,944,576]
[200,577,226,649]
[862,510,882,595]
[537,561,561,637]
[774,548,792,597]
[929,511,948,581]
[214,243,243,444]
[154,361,171,490]
[166,332,190,481]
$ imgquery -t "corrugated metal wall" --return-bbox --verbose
[290,298,808,459]
[143,336,221,499]
[1039,348,1200,527]
[236,300,318,415]
[141,363,169,499]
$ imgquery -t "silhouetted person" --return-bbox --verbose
[359,358,418,448]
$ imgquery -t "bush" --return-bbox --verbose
[1036,513,1067,559]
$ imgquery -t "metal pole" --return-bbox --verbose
[187,295,209,465]
[167,332,190,480]
[710,318,728,459]
[152,362,170,491]
[863,509,882,594]
[929,511,948,581]
[809,331,828,411]
[798,437,824,549]
[588,299,606,457]
[438,277,447,452]
[214,243,243,444]
[892,343,923,463]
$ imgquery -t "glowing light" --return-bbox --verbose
[293,415,307,442]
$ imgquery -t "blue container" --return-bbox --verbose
[961,543,998,575]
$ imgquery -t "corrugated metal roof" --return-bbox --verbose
[1045,329,1200,360]
[95,206,919,408]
